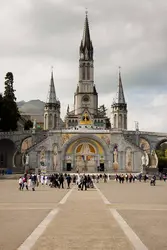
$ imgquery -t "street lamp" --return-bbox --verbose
[134,121,139,131]
[134,121,140,146]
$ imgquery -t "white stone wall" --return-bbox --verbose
[29,131,143,173]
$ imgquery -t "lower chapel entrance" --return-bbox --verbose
[64,141,105,172]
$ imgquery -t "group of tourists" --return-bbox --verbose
[18,173,95,191]
[115,172,167,186]
[49,173,94,191]
[18,174,37,191]
[18,172,167,191]
[115,173,138,183]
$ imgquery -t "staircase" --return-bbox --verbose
[26,131,49,153]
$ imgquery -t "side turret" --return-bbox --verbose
[111,69,127,130]
[44,69,61,130]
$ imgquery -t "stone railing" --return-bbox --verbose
[123,130,167,137]
[0,130,32,135]
[53,129,111,134]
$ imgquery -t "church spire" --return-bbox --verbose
[111,68,128,130]
[80,10,93,60]
[47,67,57,104]
[67,104,69,114]
[44,68,61,130]
[116,68,126,104]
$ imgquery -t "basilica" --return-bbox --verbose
[28,14,149,173]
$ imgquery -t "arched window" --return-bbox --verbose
[118,114,122,129]
[54,114,57,128]
[49,114,52,128]
[87,63,90,80]
[114,114,117,128]
[82,63,85,80]
[44,114,47,130]
[75,120,78,126]
[124,115,127,129]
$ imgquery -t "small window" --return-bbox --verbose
[82,95,89,102]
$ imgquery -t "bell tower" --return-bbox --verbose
[44,69,61,130]
[111,69,128,130]
[74,11,98,116]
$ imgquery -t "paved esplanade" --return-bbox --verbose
[30,187,133,250]
[0,180,167,250]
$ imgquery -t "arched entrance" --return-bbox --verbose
[139,138,150,154]
[0,139,15,172]
[75,142,98,172]
[21,137,33,153]
[63,136,107,172]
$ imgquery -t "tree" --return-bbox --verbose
[98,105,107,116]
[106,118,111,129]
[24,120,33,130]
[1,72,20,131]
[0,93,3,130]
[156,142,167,172]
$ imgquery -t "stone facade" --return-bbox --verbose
[27,130,143,173]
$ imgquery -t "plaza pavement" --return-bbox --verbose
[0,180,68,250]
[0,179,167,250]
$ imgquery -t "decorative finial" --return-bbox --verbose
[51,66,54,79]
[85,7,88,16]
[67,104,69,114]
[119,66,121,72]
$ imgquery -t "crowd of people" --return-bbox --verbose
[115,173,167,185]
[18,172,167,191]
[18,173,97,191]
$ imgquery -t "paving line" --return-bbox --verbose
[0,207,53,210]
[94,184,111,205]
[110,209,148,250]
[17,187,74,250]
[109,207,167,211]
[59,187,74,205]
[95,185,148,250]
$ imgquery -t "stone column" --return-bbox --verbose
[120,151,123,171]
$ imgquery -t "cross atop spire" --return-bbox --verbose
[46,68,57,104]
[85,7,88,16]
[115,67,126,104]
[82,10,91,48]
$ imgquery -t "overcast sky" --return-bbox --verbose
[0,0,167,132]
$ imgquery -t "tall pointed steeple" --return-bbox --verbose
[116,68,126,104]
[44,68,61,130]
[82,11,91,49]
[80,10,93,60]
[74,11,98,117]
[47,68,56,104]
[111,68,128,130]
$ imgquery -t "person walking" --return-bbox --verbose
[59,174,64,189]
[81,174,88,191]
[19,176,23,190]
[66,174,72,189]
